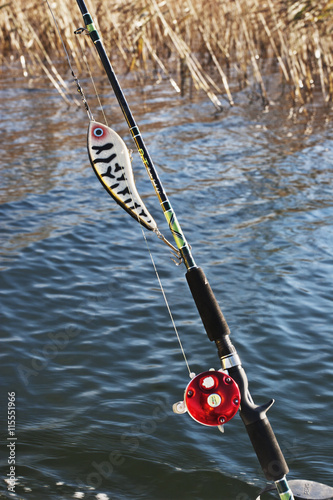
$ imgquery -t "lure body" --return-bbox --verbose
[87,121,157,231]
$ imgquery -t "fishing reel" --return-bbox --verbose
[173,369,240,432]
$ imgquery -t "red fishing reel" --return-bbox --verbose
[173,370,240,430]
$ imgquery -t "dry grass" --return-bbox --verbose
[1,0,333,110]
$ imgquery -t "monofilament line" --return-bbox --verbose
[74,30,109,127]
[45,0,94,121]
[142,231,192,377]
[111,137,189,373]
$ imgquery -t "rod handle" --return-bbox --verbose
[245,416,289,481]
[186,267,230,341]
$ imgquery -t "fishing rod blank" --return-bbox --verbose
[75,0,195,270]
[74,1,333,499]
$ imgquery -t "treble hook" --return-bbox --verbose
[170,249,183,266]
[154,230,183,266]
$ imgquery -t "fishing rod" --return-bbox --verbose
[72,1,332,499]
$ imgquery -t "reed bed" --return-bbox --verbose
[1,0,333,110]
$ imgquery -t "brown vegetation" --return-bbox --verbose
[1,0,333,109]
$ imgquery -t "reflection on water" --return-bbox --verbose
[0,71,332,499]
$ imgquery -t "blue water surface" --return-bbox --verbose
[0,72,332,500]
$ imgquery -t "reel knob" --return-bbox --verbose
[183,370,240,427]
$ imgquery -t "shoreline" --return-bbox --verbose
[1,0,333,109]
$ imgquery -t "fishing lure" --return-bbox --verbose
[87,121,157,232]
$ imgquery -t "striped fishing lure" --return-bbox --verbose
[87,121,157,231]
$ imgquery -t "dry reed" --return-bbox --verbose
[1,0,333,110]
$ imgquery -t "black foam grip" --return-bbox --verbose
[245,417,289,481]
[186,267,230,341]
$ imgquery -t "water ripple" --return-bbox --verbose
[1,77,332,499]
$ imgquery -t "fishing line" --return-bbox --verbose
[46,0,180,260]
[46,0,110,129]
[46,0,106,125]
[74,28,109,127]
[46,0,191,378]
[100,143,190,372]
[45,0,94,121]
[142,229,192,378]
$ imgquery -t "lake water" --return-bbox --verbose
[0,68,332,500]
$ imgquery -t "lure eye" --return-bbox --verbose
[93,128,104,137]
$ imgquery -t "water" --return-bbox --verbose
[0,71,332,500]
